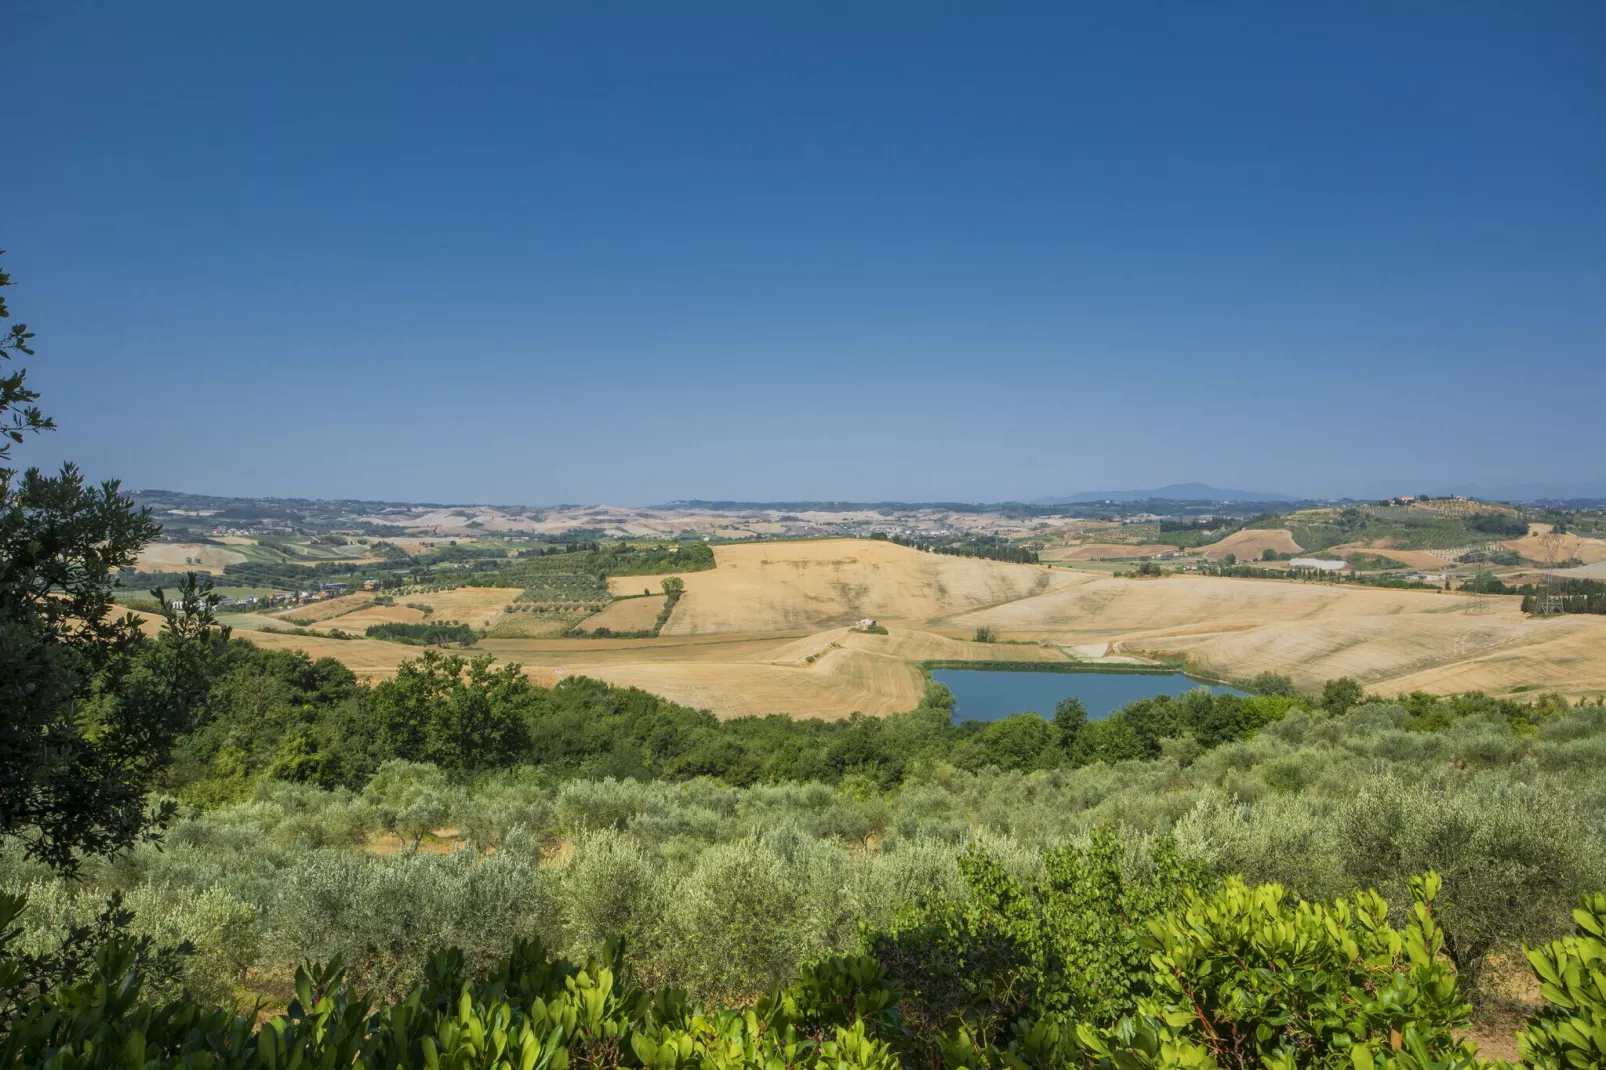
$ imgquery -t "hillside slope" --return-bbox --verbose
[659,539,1071,636]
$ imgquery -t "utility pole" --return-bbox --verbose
[1539,526,1566,616]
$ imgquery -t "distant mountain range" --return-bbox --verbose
[1034,483,1298,504]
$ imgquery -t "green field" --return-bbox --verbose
[1276,504,1527,551]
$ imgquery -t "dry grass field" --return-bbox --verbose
[660,539,1068,635]
[267,593,376,623]
[1501,531,1606,564]
[397,587,519,629]
[325,602,429,629]
[136,543,247,573]
[608,576,676,597]
[951,569,1606,698]
[1326,544,1451,570]
[1201,528,1302,561]
[1044,542,1177,561]
[226,538,1606,716]
[577,595,666,633]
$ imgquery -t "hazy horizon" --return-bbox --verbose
[128,477,1606,510]
[11,5,1604,503]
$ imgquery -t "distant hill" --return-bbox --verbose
[1035,483,1298,504]
[1434,479,1606,503]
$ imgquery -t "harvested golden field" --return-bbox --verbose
[226,629,423,678]
[578,595,666,634]
[1202,528,1302,561]
[486,611,583,639]
[236,538,1606,714]
[136,543,246,573]
[268,593,375,623]
[660,539,1068,636]
[1501,532,1606,564]
[1371,614,1606,698]
[761,627,1067,668]
[402,587,519,629]
[326,602,429,629]
[474,624,1056,719]
[552,648,921,718]
[1045,542,1177,561]
[386,538,457,554]
[608,575,681,597]
[952,570,1606,698]
[249,585,516,637]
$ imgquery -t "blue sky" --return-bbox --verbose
[9,3,1604,504]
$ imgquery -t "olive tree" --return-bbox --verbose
[0,255,226,874]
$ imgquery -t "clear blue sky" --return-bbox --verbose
[10,3,1604,504]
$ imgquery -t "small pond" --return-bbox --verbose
[931,668,1244,724]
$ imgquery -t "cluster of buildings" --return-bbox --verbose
[196,580,379,613]
[1288,557,1348,573]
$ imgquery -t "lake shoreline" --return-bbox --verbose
[928,662,1245,723]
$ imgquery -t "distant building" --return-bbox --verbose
[1289,557,1347,572]
[857,618,877,629]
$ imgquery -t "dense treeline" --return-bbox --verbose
[1155,517,1245,549]
[166,636,1583,805]
[365,621,481,646]
[1468,512,1532,537]
[1519,578,1606,615]
[599,540,715,575]
[458,541,716,590]
[515,541,601,557]
[876,532,1039,565]
[1199,561,1439,589]
[200,537,713,599]
[219,557,401,589]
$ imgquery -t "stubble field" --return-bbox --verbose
[225,538,1606,716]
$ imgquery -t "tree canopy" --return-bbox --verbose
[0,256,226,874]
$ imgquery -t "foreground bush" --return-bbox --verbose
[11,696,1603,1013]
[4,878,1603,1068]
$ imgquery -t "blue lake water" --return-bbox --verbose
[931,668,1244,724]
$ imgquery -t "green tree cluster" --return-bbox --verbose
[0,256,226,875]
[365,621,481,646]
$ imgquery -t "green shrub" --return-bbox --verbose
[1516,892,1606,1067]
[11,866,1597,1068]
[869,829,1210,1050]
